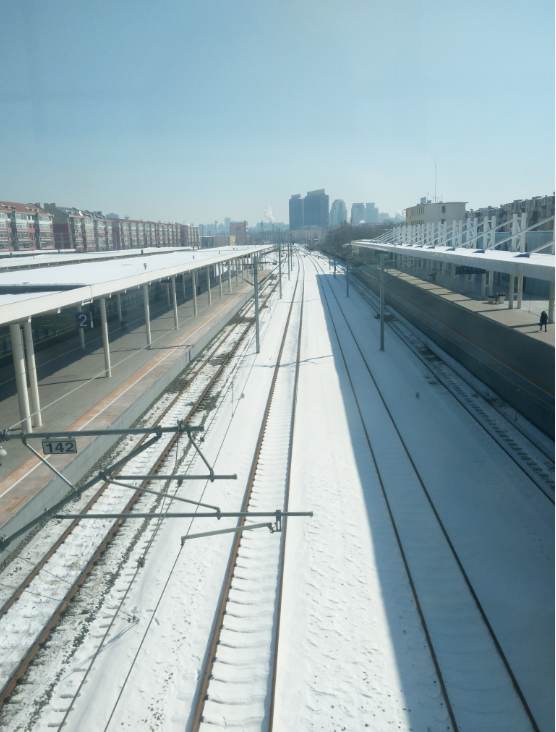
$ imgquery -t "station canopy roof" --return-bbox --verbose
[0,245,273,327]
[353,240,555,282]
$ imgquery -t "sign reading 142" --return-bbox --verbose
[75,311,92,329]
[42,439,78,455]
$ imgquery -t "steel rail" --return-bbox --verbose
[347,266,555,500]
[268,253,304,730]
[190,260,302,731]
[0,275,279,709]
[311,252,543,732]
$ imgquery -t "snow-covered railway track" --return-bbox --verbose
[309,253,544,732]
[0,275,279,710]
[347,268,555,501]
[192,265,304,731]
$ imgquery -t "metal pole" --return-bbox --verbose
[77,304,85,350]
[346,243,350,298]
[143,283,152,349]
[278,243,282,298]
[99,297,112,377]
[171,275,178,328]
[288,241,291,280]
[23,319,42,427]
[192,271,198,316]
[549,281,555,324]
[235,257,239,286]
[380,252,385,351]
[218,263,223,298]
[254,253,260,354]
[182,272,187,300]
[228,260,232,292]
[508,274,515,309]
[116,292,123,322]
[9,324,32,433]
[517,276,523,309]
[207,266,212,305]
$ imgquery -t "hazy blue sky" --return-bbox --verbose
[2,0,554,225]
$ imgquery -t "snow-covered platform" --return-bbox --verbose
[0,272,266,554]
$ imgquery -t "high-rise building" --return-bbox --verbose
[224,217,231,233]
[351,203,366,225]
[303,189,329,228]
[289,194,304,230]
[365,203,378,225]
[230,221,248,245]
[329,199,348,227]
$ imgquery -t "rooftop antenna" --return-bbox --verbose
[434,160,437,203]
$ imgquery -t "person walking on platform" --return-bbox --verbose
[539,311,548,332]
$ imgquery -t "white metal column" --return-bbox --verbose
[23,319,42,427]
[219,264,223,298]
[143,284,152,349]
[116,293,123,322]
[77,305,85,350]
[171,276,178,329]
[508,275,515,309]
[9,323,32,432]
[517,276,523,309]
[192,271,198,316]
[99,298,112,377]
[207,267,212,305]
[228,261,232,292]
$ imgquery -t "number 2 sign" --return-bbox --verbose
[75,311,92,329]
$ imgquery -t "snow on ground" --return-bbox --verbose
[275,255,553,732]
[2,253,553,732]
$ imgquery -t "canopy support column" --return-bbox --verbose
[517,276,523,309]
[192,271,198,316]
[206,266,212,305]
[23,319,42,427]
[99,298,112,377]
[549,281,555,324]
[508,275,515,309]
[171,276,178,329]
[10,323,32,432]
[77,305,86,350]
[219,263,223,298]
[143,284,152,349]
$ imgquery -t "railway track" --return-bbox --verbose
[345,265,555,501]
[308,252,543,732]
[0,271,280,710]
[191,260,304,731]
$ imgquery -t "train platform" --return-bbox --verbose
[0,268,268,544]
[384,266,555,346]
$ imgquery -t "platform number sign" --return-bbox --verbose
[75,311,92,329]
[42,439,78,455]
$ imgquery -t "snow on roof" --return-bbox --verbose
[0,245,272,326]
[354,241,555,282]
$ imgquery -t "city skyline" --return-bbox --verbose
[1,0,553,225]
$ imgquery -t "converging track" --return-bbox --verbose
[193,259,304,730]
[306,251,551,732]
[0,268,281,713]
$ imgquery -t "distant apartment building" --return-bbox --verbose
[0,201,54,251]
[181,224,200,248]
[201,235,236,248]
[351,203,366,225]
[289,194,304,230]
[405,201,467,226]
[329,199,348,227]
[230,221,248,245]
[365,203,378,225]
[467,195,555,232]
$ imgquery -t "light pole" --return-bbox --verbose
[379,251,385,351]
